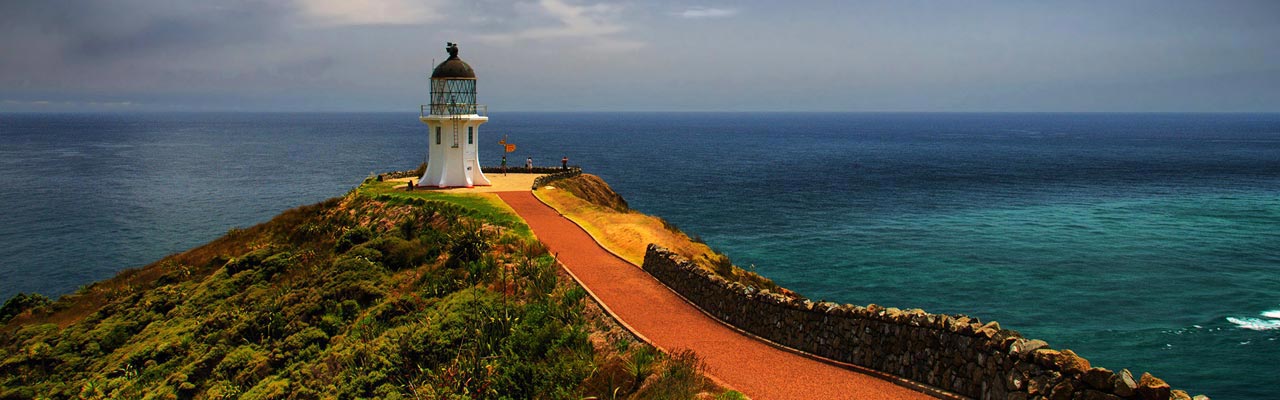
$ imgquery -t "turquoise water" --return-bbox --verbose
[1,112,1277,398]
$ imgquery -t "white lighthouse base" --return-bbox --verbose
[420,114,490,188]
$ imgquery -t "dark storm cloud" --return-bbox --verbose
[1,0,290,62]
[1,0,1277,112]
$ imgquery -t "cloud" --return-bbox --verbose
[474,0,644,51]
[294,0,444,27]
[0,1,291,63]
[675,7,736,19]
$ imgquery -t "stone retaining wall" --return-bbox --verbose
[380,170,419,180]
[479,166,575,175]
[529,167,582,190]
[642,244,1205,400]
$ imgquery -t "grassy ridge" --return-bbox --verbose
[535,175,787,296]
[0,179,729,399]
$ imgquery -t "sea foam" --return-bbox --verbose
[1227,309,1280,331]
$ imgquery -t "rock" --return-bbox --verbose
[1192,395,1211,400]
[1079,390,1123,400]
[1028,375,1053,395]
[938,315,954,329]
[1007,392,1028,400]
[1000,333,1022,351]
[980,321,1002,337]
[985,321,1002,329]
[1057,349,1091,375]
[1082,367,1114,390]
[1136,372,1171,400]
[1006,369,1026,391]
[1170,390,1192,400]
[1034,349,1061,367]
[1113,369,1138,397]
[1012,339,1049,358]
[1031,348,1089,374]
[1048,380,1075,400]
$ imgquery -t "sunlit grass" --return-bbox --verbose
[533,175,784,293]
[357,179,532,240]
[0,175,732,399]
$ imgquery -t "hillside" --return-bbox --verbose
[536,175,789,296]
[0,178,729,399]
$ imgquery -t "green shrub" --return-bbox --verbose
[215,345,270,385]
[626,345,658,392]
[636,349,711,399]
[224,248,276,276]
[368,236,431,271]
[448,223,490,265]
[336,226,375,253]
[258,252,294,278]
[0,293,51,322]
[242,375,290,399]
[0,181,681,399]
[710,252,735,279]
[343,245,383,264]
[283,327,329,354]
[206,380,242,399]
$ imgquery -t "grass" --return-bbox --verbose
[0,174,733,399]
[535,175,786,294]
[357,178,533,239]
[534,182,707,267]
[0,183,588,398]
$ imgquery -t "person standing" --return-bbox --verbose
[501,155,508,175]
[561,156,568,170]
[526,157,533,170]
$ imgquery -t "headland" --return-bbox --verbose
[0,169,1208,400]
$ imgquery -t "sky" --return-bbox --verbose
[1,0,1278,112]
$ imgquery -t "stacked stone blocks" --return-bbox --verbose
[641,244,1204,400]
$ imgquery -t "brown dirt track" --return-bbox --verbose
[497,191,935,400]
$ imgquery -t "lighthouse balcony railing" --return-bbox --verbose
[422,104,487,117]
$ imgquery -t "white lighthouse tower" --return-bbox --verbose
[419,42,490,188]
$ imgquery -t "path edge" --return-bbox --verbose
[498,191,739,393]
[524,190,964,400]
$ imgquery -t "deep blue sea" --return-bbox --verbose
[2,112,1277,398]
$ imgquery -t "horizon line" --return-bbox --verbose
[4,109,1280,114]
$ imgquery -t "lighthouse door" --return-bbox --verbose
[463,126,477,169]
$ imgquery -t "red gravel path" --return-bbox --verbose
[497,191,935,400]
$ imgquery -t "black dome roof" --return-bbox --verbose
[432,42,475,79]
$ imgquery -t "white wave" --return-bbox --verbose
[1262,310,1280,319]
[1226,317,1280,331]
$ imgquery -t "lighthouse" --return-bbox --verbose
[419,42,490,188]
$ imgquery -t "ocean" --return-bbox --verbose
[1,112,1277,398]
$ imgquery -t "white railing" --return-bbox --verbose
[421,104,487,117]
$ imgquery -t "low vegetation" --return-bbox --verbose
[0,177,731,399]
[536,175,788,295]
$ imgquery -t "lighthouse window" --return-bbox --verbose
[435,127,441,144]
[467,127,473,144]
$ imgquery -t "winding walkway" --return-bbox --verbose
[496,191,934,400]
